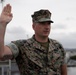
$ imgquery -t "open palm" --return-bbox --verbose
[0,4,13,25]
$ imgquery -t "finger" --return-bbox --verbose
[3,4,11,13]
[6,4,12,13]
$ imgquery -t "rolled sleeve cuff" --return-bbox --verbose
[6,43,19,58]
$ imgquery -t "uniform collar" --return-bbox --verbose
[26,35,56,53]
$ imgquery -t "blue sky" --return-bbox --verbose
[0,0,76,48]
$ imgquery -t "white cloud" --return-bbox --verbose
[0,0,76,48]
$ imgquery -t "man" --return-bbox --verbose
[0,4,67,75]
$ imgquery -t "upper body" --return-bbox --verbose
[0,4,67,75]
[7,35,67,75]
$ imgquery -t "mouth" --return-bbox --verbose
[44,31,50,33]
[44,30,49,32]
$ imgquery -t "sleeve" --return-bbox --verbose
[6,42,19,58]
[52,39,67,65]
[58,43,67,65]
[61,49,67,65]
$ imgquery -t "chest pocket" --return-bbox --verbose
[25,47,43,68]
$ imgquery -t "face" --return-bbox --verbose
[32,21,51,38]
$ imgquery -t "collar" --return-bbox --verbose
[26,35,56,53]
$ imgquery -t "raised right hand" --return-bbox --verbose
[0,4,13,27]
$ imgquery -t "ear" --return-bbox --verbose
[32,23,35,30]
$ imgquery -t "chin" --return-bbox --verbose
[43,34,49,37]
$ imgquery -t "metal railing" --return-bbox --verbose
[0,60,11,75]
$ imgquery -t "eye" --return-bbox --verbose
[39,22,45,24]
[48,21,51,24]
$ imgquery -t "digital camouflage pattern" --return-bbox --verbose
[31,9,53,23]
[11,36,66,75]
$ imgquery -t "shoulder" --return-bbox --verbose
[49,38,65,50]
[12,39,27,46]
[49,38,66,56]
[11,37,34,47]
[49,38,61,46]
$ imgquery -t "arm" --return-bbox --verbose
[0,4,13,60]
[61,46,67,75]
[61,64,67,75]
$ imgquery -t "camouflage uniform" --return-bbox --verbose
[7,9,66,75]
[7,36,66,75]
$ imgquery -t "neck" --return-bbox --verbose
[34,35,48,43]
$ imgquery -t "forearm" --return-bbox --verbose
[0,23,7,57]
[61,64,67,75]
